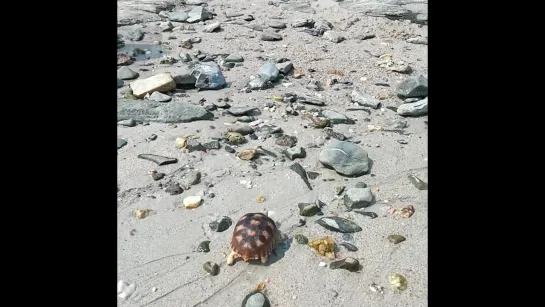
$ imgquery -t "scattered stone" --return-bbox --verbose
[203,21,221,33]
[297,95,325,106]
[191,62,226,90]
[308,115,330,128]
[268,20,286,29]
[329,257,360,272]
[276,134,297,147]
[243,15,254,21]
[138,154,178,166]
[404,97,422,103]
[242,291,271,307]
[148,91,172,102]
[389,273,408,291]
[335,186,345,195]
[396,75,428,98]
[236,116,257,123]
[259,62,280,81]
[316,216,362,233]
[128,29,144,41]
[276,61,293,74]
[307,172,320,179]
[197,240,210,253]
[118,66,139,80]
[289,162,313,190]
[225,53,244,62]
[135,209,150,219]
[117,138,128,149]
[354,182,367,188]
[160,21,174,32]
[168,11,188,22]
[236,148,258,160]
[118,100,214,123]
[324,128,346,141]
[117,280,136,300]
[294,234,309,244]
[340,242,358,252]
[408,175,428,190]
[261,30,282,41]
[228,106,258,116]
[209,216,233,232]
[283,147,306,160]
[184,171,201,186]
[397,97,428,117]
[117,53,134,66]
[203,261,219,276]
[298,203,319,216]
[183,196,203,209]
[225,145,236,153]
[245,23,264,31]
[118,79,124,88]
[388,235,406,244]
[224,131,246,144]
[407,37,428,45]
[353,211,378,219]
[187,139,206,152]
[344,187,375,209]
[351,89,381,109]
[308,237,335,259]
[150,171,165,181]
[227,123,254,135]
[306,80,323,91]
[129,73,176,98]
[399,205,415,218]
[319,139,370,177]
[203,140,220,150]
[247,75,272,90]
[186,6,213,23]
[165,182,183,195]
[256,124,282,137]
[320,110,355,124]
[323,31,345,43]
[292,18,314,28]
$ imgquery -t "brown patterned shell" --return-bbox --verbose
[230,213,278,261]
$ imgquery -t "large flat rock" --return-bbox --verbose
[117,0,177,26]
[117,99,214,123]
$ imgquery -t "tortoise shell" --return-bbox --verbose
[229,212,278,262]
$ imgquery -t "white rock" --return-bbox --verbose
[129,73,176,98]
[183,196,203,209]
[117,280,136,300]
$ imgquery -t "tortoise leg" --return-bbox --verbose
[226,250,238,265]
[260,255,268,264]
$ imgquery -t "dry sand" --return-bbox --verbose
[117,0,428,306]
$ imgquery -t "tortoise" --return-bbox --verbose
[226,212,280,265]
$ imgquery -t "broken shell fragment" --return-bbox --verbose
[389,273,408,290]
[308,237,335,260]
[399,205,415,218]
[135,209,150,219]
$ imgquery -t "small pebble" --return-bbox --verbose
[319,261,327,267]
[198,240,211,253]
[294,234,308,244]
[389,273,408,290]
[203,261,219,276]
[388,235,406,244]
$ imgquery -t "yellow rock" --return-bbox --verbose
[308,237,335,260]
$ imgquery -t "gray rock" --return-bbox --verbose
[255,124,282,137]
[119,86,132,95]
[298,203,319,216]
[198,240,210,253]
[117,138,128,149]
[117,79,124,88]
[261,30,282,41]
[290,162,312,190]
[316,216,362,233]
[184,171,201,186]
[186,6,213,23]
[323,31,345,43]
[259,62,280,81]
[224,145,235,153]
[268,20,286,29]
[407,37,428,45]
[172,67,197,87]
[225,11,244,18]
[245,24,264,31]
[225,53,244,62]
[187,139,206,152]
[283,147,306,160]
[227,123,254,135]
[168,11,188,22]
[247,75,272,90]
[165,182,183,195]
[117,1,173,26]
[236,116,256,123]
[117,99,214,123]
[291,18,314,28]
[408,174,428,190]
[202,140,220,150]
[306,81,323,91]
[137,154,178,166]
[320,110,355,124]
[203,21,221,33]
[298,95,325,106]
[160,21,173,32]
[191,62,226,89]
[276,61,293,74]
[179,52,192,62]
[118,119,137,127]
[404,97,422,103]
[149,91,172,102]
[128,29,144,41]
[396,75,428,98]
[242,291,270,307]
[118,67,139,80]
[351,89,381,109]
[344,187,375,209]
[397,97,428,116]
[209,216,233,232]
[314,20,334,35]
[319,139,370,177]
[354,182,367,188]
[329,257,360,272]
[228,106,258,116]
[281,3,316,14]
